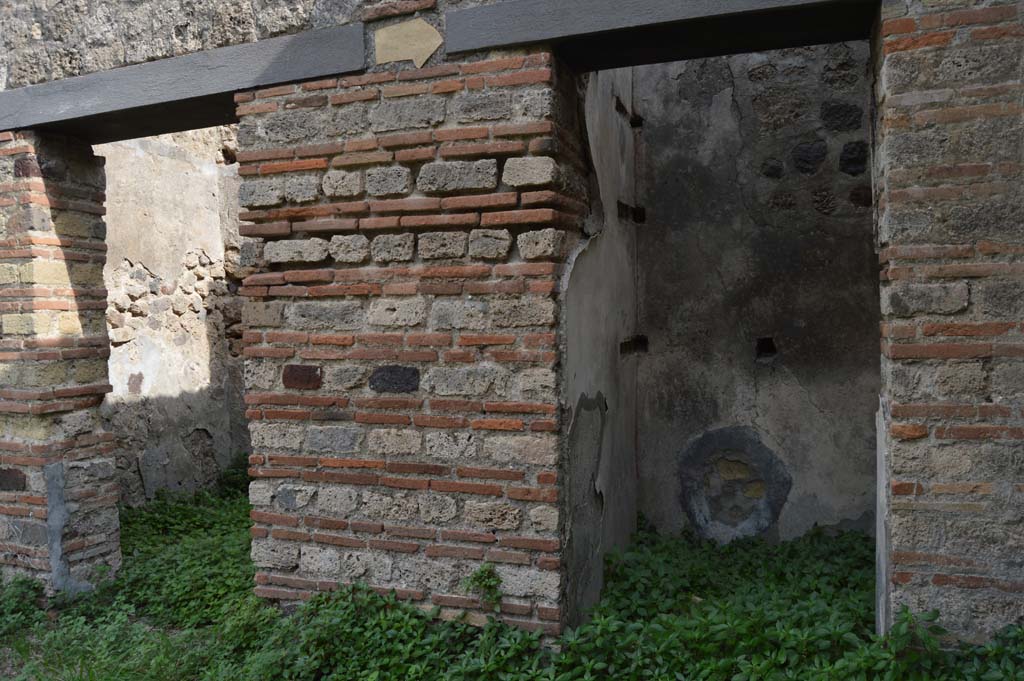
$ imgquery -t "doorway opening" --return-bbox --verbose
[95,127,251,505]
[563,41,880,620]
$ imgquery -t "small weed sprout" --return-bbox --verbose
[461,562,503,612]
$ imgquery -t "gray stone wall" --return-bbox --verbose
[96,128,251,504]
[632,43,880,541]
[0,0,500,91]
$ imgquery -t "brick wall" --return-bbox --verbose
[0,131,120,590]
[234,19,586,631]
[1,0,1021,643]
[875,0,1024,639]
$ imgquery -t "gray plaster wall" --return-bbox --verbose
[95,128,252,504]
[633,43,880,541]
[562,69,639,624]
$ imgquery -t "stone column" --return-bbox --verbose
[236,6,586,634]
[875,1,1024,640]
[0,131,119,592]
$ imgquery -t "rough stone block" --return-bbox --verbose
[240,178,284,207]
[299,545,346,577]
[881,283,969,317]
[19,261,71,286]
[75,360,108,384]
[264,238,329,264]
[3,519,47,547]
[424,365,507,396]
[418,232,468,259]
[484,435,557,466]
[368,297,427,326]
[329,234,370,263]
[393,557,459,592]
[884,43,1020,97]
[513,89,554,119]
[840,141,868,176]
[371,233,415,263]
[370,96,447,132]
[252,539,299,569]
[368,429,423,456]
[366,166,412,197]
[935,361,987,398]
[419,494,459,523]
[324,365,368,390]
[318,486,359,515]
[991,362,1024,400]
[73,263,105,286]
[284,174,321,203]
[362,491,419,521]
[369,365,421,393]
[495,565,560,600]
[0,264,19,285]
[429,299,487,330]
[514,368,556,401]
[490,297,557,327]
[792,139,828,174]
[305,425,363,454]
[240,240,264,268]
[285,301,365,330]
[820,101,863,132]
[275,484,316,511]
[57,312,84,335]
[417,160,497,195]
[51,210,97,237]
[452,92,512,122]
[249,480,276,506]
[502,157,559,188]
[243,301,285,327]
[322,169,363,198]
[517,229,566,260]
[425,431,477,461]
[463,501,521,530]
[529,506,559,533]
[329,103,372,137]
[1,312,50,336]
[282,364,323,390]
[976,280,1024,319]
[0,468,26,491]
[468,229,512,260]
[250,422,305,452]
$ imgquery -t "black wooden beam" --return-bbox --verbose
[448,0,878,71]
[0,24,365,144]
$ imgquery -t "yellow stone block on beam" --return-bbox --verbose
[375,18,443,68]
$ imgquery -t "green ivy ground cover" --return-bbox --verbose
[1,475,1022,680]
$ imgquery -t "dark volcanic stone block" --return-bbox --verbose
[369,365,420,393]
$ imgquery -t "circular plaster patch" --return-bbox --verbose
[678,426,791,543]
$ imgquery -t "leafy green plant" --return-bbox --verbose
[0,577,45,639]
[461,563,503,612]
[6,493,1024,681]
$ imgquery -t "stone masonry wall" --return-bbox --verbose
[96,129,251,505]
[0,0,506,91]
[235,14,585,632]
[0,131,120,591]
[875,0,1024,640]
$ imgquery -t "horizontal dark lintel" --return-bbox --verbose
[0,23,365,144]
[448,0,878,70]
